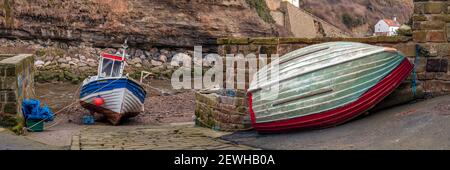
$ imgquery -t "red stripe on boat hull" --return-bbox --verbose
[248,58,414,133]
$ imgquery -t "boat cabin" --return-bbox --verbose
[98,52,127,78]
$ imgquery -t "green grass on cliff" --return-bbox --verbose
[0,0,14,28]
[245,0,275,24]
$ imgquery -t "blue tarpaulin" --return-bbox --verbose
[21,99,54,121]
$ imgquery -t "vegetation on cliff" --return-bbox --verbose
[245,0,275,24]
[0,0,14,28]
[341,13,365,29]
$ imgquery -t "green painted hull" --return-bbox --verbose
[248,42,408,124]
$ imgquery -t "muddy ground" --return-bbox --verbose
[29,79,196,147]
[35,80,195,126]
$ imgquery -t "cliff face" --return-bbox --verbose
[299,0,414,37]
[0,0,277,48]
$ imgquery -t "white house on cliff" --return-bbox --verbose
[283,0,300,8]
[374,17,401,36]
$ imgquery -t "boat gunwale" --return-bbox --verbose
[81,77,147,98]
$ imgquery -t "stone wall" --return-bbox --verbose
[0,38,206,84]
[0,54,34,127]
[32,44,184,84]
[413,0,450,96]
[266,0,350,38]
[282,2,317,38]
[195,0,450,131]
[195,90,251,131]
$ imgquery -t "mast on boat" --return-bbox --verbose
[97,39,130,78]
[121,38,128,60]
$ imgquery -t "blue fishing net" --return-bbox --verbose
[21,99,54,122]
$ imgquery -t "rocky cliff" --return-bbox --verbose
[0,0,277,49]
[299,0,414,37]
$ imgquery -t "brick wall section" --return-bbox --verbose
[0,54,35,127]
[413,0,450,96]
[195,91,252,131]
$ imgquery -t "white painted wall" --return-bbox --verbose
[283,0,299,8]
[375,20,389,33]
[374,20,399,36]
[389,26,399,36]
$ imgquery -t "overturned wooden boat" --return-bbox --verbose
[79,40,146,125]
[247,42,413,133]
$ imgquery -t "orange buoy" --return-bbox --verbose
[93,96,105,106]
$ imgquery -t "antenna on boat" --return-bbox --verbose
[122,38,128,60]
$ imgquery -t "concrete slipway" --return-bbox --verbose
[222,95,450,150]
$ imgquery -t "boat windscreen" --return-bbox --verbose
[101,58,113,77]
[111,60,123,77]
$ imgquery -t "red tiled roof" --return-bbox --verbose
[383,19,401,27]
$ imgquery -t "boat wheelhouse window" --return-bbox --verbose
[100,58,123,77]
[111,60,123,77]
[101,58,113,77]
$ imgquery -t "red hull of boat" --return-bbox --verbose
[248,58,414,133]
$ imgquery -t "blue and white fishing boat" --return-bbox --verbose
[79,40,146,125]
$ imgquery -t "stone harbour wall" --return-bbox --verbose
[413,0,450,96]
[195,90,251,131]
[0,54,35,128]
[0,39,211,84]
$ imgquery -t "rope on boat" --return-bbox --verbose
[41,84,83,130]
[25,78,123,131]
